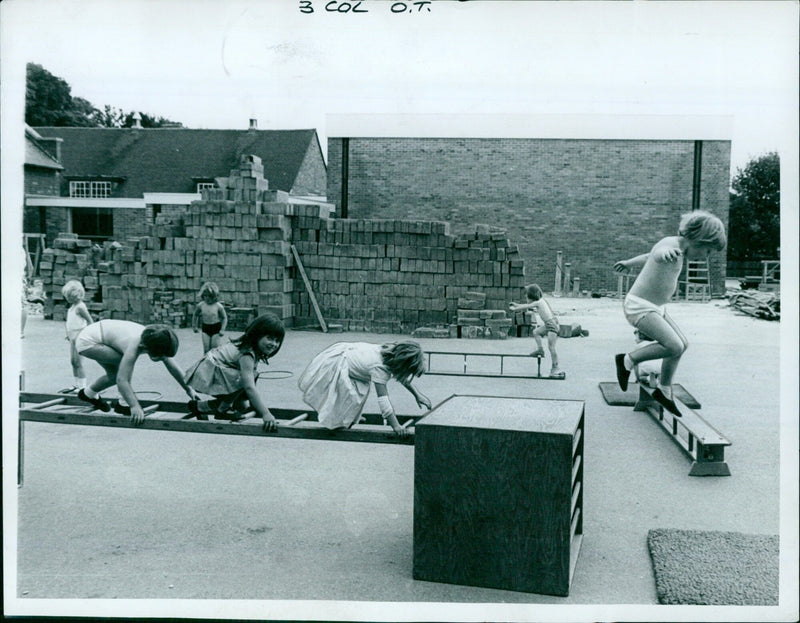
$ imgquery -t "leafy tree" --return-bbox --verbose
[728,152,780,261]
[26,63,182,128]
[25,63,80,125]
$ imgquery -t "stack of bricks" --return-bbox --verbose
[93,155,299,326]
[291,220,527,333]
[455,292,514,339]
[150,291,186,328]
[34,154,531,334]
[38,233,102,322]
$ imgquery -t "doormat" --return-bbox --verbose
[598,382,700,409]
[647,528,779,605]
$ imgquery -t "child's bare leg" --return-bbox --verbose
[530,326,546,356]
[210,333,222,350]
[547,332,561,373]
[202,333,211,353]
[69,341,87,388]
[79,345,122,393]
[628,313,685,366]
[628,312,686,416]
[655,311,688,386]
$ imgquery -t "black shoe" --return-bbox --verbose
[188,399,208,420]
[114,402,132,416]
[615,354,631,392]
[78,389,111,412]
[652,388,682,417]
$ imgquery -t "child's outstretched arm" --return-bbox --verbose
[374,382,409,438]
[117,345,145,424]
[162,358,199,402]
[614,253,649,272]
[238,355,277,432]
[509,300,535,312]
[401,379,432,410]
[218,303,228,336]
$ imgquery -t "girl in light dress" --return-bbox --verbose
[298,341,431,438]
[185,313,284,432]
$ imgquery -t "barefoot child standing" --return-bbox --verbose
[192,282,228,354]
[510,283,565,379]
[62,280,93,392]
[75,320,198,423]
[613,210,726,416]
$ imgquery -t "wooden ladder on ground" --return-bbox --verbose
[682,259,710,302]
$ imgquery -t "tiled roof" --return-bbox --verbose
[25,132,63,170]
[33,127,320,195]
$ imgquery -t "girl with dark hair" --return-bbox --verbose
[185,313,285,432]
[298,341,432,438]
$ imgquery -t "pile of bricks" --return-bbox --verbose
[38,234,103,322]
[455,292,513,339]
[150,291,187,328]
[291,220,528,333]
[35,153,532,334]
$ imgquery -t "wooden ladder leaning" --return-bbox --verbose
[682,259,711,302]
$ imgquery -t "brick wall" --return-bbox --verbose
[113,207,148,242]
[328,138,731,294]
[24,167,60,196]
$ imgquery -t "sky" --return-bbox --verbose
[2,0,797,173]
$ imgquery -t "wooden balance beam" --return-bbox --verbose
[17,392,419,486]
[633,384,731,477]
[424,351,566,380]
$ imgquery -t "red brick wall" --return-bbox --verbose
[327,138,731,294]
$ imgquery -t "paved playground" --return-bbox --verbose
[11,296,784,610]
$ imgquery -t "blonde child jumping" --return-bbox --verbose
[185,313,284,432]
[510,283,565,379]
[298,341,432,438]
[192,282,228,353]
[613,210,726,417]
[62,280,94,392]
[75,319,198,424]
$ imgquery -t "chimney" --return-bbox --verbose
[132,112,142,129]
[249,118,258,130]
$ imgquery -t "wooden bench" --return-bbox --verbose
[17,392,419,486]
[634,384,731,476]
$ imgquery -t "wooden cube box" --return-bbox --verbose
[413,395,584,596]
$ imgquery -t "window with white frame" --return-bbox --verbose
[69,181,112,198]
[196,182,215,193]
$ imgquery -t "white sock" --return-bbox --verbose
[74,377,86,389]
[118,396,129,407]
[623,354,634,370]
[657,384,673,400]
[84,387,99,399]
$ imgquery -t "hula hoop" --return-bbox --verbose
[134,390,163,400]
[256,370,294,381]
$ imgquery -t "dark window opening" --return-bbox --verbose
[72,208,113,242]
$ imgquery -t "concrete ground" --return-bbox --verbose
[10,296,784,613]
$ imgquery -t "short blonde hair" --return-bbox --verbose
[61,280,85,302]
[199,281,220,302]
[678,210,727,251]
